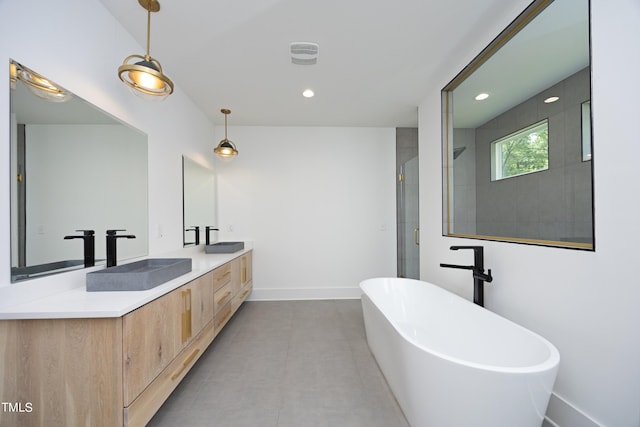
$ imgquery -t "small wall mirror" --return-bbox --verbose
[182,156,217,246]
[442,0,593,250]
[9,60,149,282]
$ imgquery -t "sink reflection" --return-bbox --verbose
[11,259,86,281]
[204,242,244,254]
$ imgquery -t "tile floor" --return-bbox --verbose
[148,300,409,427]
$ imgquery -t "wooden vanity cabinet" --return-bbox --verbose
[233,251,253,313]
[241,251,253,285]
[188,272,215,341]
[123,286,183,407]
[213,261,233,334]
[0,251,252,427]
[0,317,124,427]
[123,271,215,425]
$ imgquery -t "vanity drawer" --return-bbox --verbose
[213,263,232,292]
[214,302,233,333]
[214,282,233,313]
[125,320,215,427]
[232,281,252,313]
[123,286,183,407]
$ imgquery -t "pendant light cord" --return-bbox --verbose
[146,4,151,60]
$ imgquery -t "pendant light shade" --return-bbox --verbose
[10,60,72,102]
[118,0,173,100]
[9,61,17,90]
[214,109,239,158]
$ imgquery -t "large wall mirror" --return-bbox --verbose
[9,60,149,282]
[182,156,217,247]
[442,0,593,250]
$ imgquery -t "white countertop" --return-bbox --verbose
[0,243,252,320]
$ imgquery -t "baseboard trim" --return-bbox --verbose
[247,287,362,301]
[544,392,601,427]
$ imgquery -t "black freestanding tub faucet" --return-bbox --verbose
[440,245,493,306]
[106,229,136,267]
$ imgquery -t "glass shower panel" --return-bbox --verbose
[398,156,420,279]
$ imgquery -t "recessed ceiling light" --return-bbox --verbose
[544,96,560,103]
[475,93,489,101]
[302,89,315,98]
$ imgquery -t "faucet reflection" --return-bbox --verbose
[185,226,200,246]
[64,229,95,268]
[205,226,219,245]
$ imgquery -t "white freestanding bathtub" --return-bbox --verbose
[360,277,559,427]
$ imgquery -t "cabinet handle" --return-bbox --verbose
[216,291,231,306]
[181,289,193,343]
[216,270,231,287]
[240,290,250,299]
[181,291,188,343]
[241,256,248,283]
[170,348,200,380]
[186,289,192,340]
[413,228,420,246]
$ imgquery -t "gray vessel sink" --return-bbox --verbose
[205,241,244,254]
[86,258,192,292]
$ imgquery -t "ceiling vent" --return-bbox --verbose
[290,42,319,65]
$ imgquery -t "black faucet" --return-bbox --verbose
[205,226,219,245]
[185,226,201,245]
[106,229,136,267]
[440,245,493,307]
[64,230,95,268]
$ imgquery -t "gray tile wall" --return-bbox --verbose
[458,67,593,243]
[452,128,477,234]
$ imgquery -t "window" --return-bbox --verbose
[491,120,549,180]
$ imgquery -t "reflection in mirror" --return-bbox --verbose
[442,0,593,250]
[182,156,217,247]
[10,60,149,282]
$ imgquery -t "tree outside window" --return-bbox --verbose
[491,120,549,180]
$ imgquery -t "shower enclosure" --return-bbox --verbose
[396,128,419,279]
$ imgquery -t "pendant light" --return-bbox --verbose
[118,0,173,100]
[9,61,17,90]
[214,109,239,158]
[11,60,72,102]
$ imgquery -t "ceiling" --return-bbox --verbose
[97,0,533,127]
[452,0,589,128]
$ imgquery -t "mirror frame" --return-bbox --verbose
[441,0,594,251]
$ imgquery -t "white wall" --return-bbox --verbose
[25,124,148,264]
[0,0,215,295]
[419,0,640,426]
[0,0,398,301]
[215,126,397,299]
